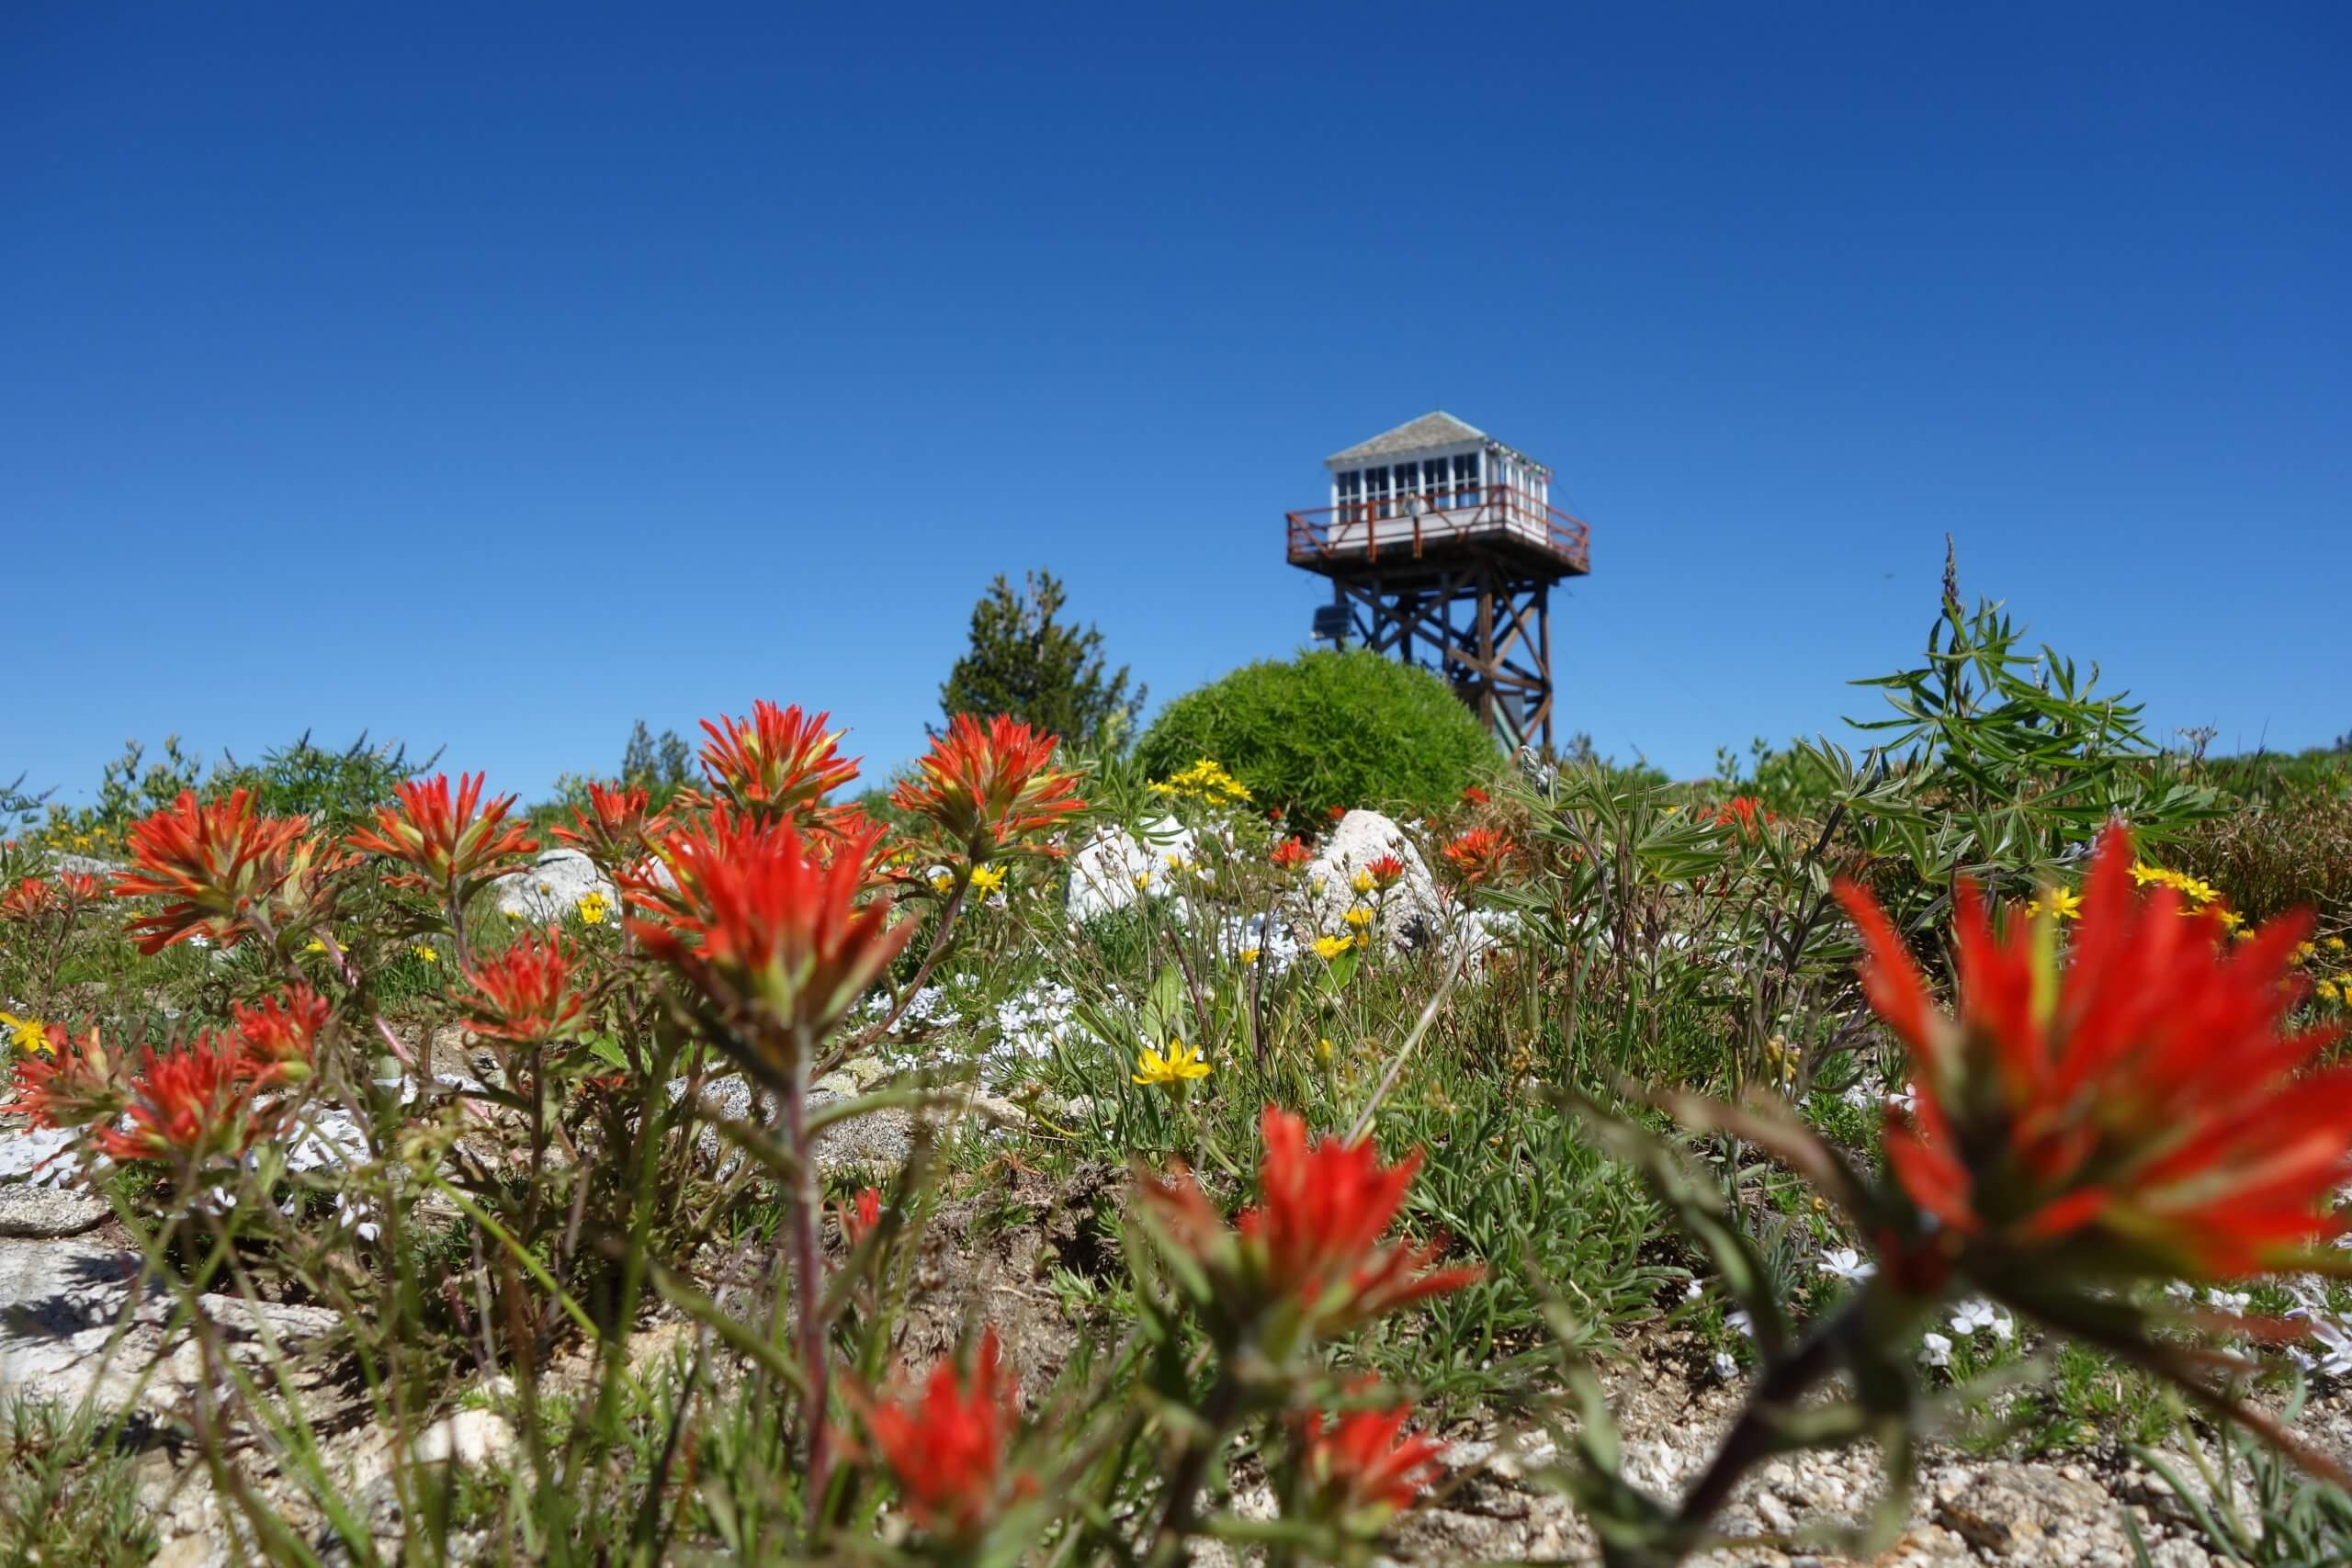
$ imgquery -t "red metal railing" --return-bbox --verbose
[1283,486,1591,572]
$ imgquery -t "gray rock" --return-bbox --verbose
[0,1239,341,1413]
[0,1123,86,1186]
[1295,809,1442,951]
[0,1181,109,1237]
[491,848,617,924]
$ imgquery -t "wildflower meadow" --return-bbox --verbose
[4,582,2352,1567]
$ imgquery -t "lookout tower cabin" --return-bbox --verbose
[1285,411,1592,750]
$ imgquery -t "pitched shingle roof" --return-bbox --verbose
[1326,411,1487,466]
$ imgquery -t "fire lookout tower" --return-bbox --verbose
[1285,412,1592,751]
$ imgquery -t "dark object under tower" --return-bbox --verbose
[1286,412,1592,751]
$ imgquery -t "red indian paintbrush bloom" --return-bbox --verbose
[114,790,313,953]
[1713,795,1775,837]
[461,929,585,1044]
[348,773,537,898]
[3,1022,123,1131]
[889,713,1085,863]
[628,807,913,1071]
[94,1037,266,1168]
[839,1185,883,1247]
[1296,1393,1448,1523]
[231,985,330,1084]
[1838,825,2350,1284]
[1440,827,1512,886]
[1270,837,1314,870]
[1364,852,1407,888]
[853,1326,1028,1540]
[553,780,672,872]
[0,875,96,924]
[696,701,860,827]
[1141,1105,1481,1353]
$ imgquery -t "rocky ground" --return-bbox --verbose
[3,1110,2340,1565]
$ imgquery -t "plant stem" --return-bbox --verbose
[842,879,967,1057]
[782,1034,833,1531]
[1669,1297,1858,1534]
[1146,1371,1245,1568]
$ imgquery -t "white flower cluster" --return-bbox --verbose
[858,981,971,1035]
[988,978,1090,1078]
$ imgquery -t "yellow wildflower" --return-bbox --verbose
[575,890,611,925]
[305,937,329,953]
[2319,981,2342,1004]
[412,943,440,964]
[968,863,1008,896]
[2022,886,2082,922]
[1132,1039,1212,1088]
[1350,870,1375,896]
[2327,936,2346,953]
[1148,759,1251,805]
[1342,905,1374,931]
[1317,1037,1333,1062]
[1164,852,1193,876]
[1238,947,1261,965]
[1131,871,1152,892]
[1311,934,1352,963]
[1,1012,51,1057]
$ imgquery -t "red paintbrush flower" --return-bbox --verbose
[628,807,913,1071]
[114,790,313,953]
[93,1037,266,1168]
[348,773,537,898]
[1838,825,2350,1284]
[839,1185,883,1247]
[1296,1392,1448,1523]
[890,714,1085,863]
[1713,795,1776,839]
[231,984,331,1084]
[461,929,585,1045]
[696,701,860,827]
[3,1021,123,1131]
[852,1326,1027,1540]
[1140,1105,1481,1353]
[1440,827,1513,886]
[56,871,106,905]
[1460,785,1489,807]
[1270,837,1314,871]
[1364,852,1408,889]
[1,877,62,923]
[3,872,106,924]
[552,780,673,872]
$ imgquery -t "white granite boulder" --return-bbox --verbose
[1295,810,1443,952]
[1064,818,1196,921]
[492,848,616,923]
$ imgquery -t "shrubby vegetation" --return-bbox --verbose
[1135,648,1498,827]
[0,570,2347,1564]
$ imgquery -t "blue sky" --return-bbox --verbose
[6,5,2346,803]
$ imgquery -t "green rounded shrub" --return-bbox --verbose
[1133,649,1498,823]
